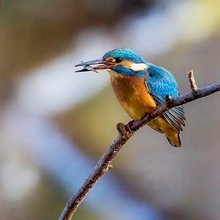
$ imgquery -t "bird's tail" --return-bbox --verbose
[165,131,181,147]
[148,117,182,147]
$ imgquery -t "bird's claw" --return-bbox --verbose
[125,120,135,133]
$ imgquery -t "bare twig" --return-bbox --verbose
[188,70,198,92]
[59,72,220,220]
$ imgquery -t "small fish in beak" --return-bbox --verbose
[75,59,114,72]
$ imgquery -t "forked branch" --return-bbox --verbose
[59,71,220,220]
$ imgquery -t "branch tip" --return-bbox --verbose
[188,70,198,92]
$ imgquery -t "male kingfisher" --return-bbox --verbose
[75,48,186,147]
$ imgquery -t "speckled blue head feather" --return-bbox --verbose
[103,48,146,63]
[102,48,148,77]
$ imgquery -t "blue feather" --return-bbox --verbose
[103,48,145,63]
[147,65,179,98]
[146,65,185,130]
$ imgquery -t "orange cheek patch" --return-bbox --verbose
[117,61,132,68]
[106,57,115,62]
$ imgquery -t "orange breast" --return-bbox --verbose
[110,73,157,120]
[109,72,181,146]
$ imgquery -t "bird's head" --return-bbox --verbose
[75,48,149,77]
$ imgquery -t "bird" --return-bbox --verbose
[75,48,186,147]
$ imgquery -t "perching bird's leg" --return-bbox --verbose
[125,120,135,133]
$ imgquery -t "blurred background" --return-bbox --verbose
[0,0,220,219]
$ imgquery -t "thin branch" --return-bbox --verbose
[188,70,198,92]
[59,72,220,220]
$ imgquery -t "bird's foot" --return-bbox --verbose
[125,120,135,133]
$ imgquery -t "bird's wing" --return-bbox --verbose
[146,65,186,131]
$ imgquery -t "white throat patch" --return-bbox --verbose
[130,63,148,71]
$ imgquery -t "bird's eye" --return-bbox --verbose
[114,57,123,63]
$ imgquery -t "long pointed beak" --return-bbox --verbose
[75,59,103,67]
[75,59,113,72]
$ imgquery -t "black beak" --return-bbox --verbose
[75,59,103,67]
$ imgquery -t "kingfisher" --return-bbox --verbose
[75,48,185,147]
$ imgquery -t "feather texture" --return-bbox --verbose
[146,65,186,131]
